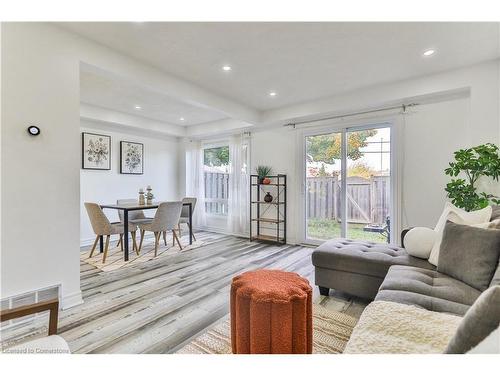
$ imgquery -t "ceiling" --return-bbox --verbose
[65,22,500,113]
[80,70,228,126]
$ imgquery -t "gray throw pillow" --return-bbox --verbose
[438,221,500,291]
[490,205,500,221]
[445,286,500,353]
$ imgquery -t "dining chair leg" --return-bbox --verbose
[116,236,122,248]
[138,229,145,252]
[188,223,196,241]
[89,235,100,258]
[163,231,167,246]
[178,223,182,238]
[131,231,139,256]
[119,234,124,251]
[102,235,110,264]
[154,232,160,257]
[173,230,183,250]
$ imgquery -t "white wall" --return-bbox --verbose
[80,120,180,245]
[251,89,498,245]
[1,23,82,308]
[401,98,471,228]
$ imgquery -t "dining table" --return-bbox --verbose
[99,201,193,261]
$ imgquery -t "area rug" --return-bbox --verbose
[176,304,358,354]
[80,235,204,272]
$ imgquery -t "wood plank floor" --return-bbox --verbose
[1,231,368,354]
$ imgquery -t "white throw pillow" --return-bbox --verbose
[404,227,437,259]
[428,202,492,266]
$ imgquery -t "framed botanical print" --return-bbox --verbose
[120,141,144,174]
[82,132,111,170]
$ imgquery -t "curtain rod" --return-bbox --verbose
[283,103,418,128]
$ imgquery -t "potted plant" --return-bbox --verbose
[444,143,500,211]
[256,165,273,184]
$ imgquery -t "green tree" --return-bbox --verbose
[444,143,500,211]
[204,146,229,166]
[306,130,377,164]
[348,161,376,179]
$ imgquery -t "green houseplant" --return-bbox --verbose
[256,165,273,184]
[444,143,500,211]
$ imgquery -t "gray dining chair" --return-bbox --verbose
[116,199,153,247]
[137,201,183,256]
[175,197,197,241]
[84,202,139,263]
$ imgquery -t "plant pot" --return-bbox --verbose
[264,192,273,203]
[263,178,271,185]
[258,177,265,184]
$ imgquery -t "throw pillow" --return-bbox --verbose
[438,221,500,291]
[403,227,437,259]
[428,202,492,266]
[445,286,500,354]
[490,205,500,221]
[471,219,500,229]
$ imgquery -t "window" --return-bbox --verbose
[203,145,230,215]
[305,125,392,244]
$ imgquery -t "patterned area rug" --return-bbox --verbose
[81,235,204,272]
[177,304,358,354]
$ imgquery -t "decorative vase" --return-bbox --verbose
[138,191,145,205]
[263,178,271,185]
[264,192,273,203]
[146,198,152,205]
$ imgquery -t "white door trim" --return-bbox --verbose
[299,117,401,245]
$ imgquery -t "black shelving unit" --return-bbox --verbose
[249,174,287,245]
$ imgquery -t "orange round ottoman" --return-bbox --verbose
[230,269,312,354]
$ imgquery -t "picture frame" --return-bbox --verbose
[81,132,111,170]
[120,141,144,174]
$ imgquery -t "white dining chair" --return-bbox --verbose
[116,198,153,247]
[85,202,139,263]
[137,201,183,256]
[175,197,197,242]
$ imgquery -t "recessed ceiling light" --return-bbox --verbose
[423,49,435,57]
[222,65,232,71]
[179,117,185,121]
[134,105,142,110]
[269,91,277,97]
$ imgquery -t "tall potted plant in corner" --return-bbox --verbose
[256,165,273,184]
[444,143,500,211]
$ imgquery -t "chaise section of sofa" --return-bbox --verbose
[312,239,435,300]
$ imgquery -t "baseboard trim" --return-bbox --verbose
[62,290,83,310]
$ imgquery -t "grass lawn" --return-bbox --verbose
[307,218,387,243]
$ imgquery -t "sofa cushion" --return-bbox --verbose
[445,285,500,354]
[438,221,500,291]
[490,205,500,221]
[375,265,481,316]
[312,239,435,279]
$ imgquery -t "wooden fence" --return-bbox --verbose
[204,171,389,224]
[204,171,229,215]
[307,175,390,224]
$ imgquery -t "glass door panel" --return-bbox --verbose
[305,132,343,241]
[346,127,391,243]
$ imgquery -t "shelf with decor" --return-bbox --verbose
[249,174,287,245]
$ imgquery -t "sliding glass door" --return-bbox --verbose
[304,124,392,244]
